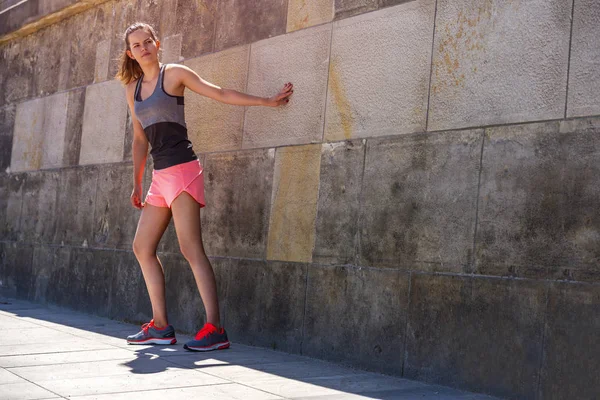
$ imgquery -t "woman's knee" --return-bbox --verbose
[179,241,205,263]
[133,237,157,260]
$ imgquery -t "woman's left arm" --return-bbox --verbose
[174,64,293,107]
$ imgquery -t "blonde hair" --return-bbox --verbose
[115,22,158,85]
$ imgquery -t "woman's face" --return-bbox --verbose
[126,29,159,64]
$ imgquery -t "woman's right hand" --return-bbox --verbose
[131,185,144,209]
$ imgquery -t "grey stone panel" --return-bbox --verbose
[221,259,306,354]
[0,173,25,241]
[428,0,572,131]
[30,245,71,305]
[567,0,600,117]
[93,164,139,250]
[0,105,16,171]
[20,170,60,243]
[313,141,364,265]
[303,265,407,375]
[0,242,35,300]
[63,88,86,167]
[202,149,275,258]
[31,21,71,97]
[176,0,217,58]
[54,166,98,247]
[0,35,34,106]
[539,282,600,400]
[404,274,546,399]
[476,118,600,279]
[360,130,482,271]
[109,250,147,323]
[214,0,288,52]
[334,0,378,20]
[45,247,116,317]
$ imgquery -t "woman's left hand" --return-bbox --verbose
[265,82,293,107]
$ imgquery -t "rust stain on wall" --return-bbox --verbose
[328,58,353,140]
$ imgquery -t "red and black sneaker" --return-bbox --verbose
[183,322,230,352]
[126,319,177,345]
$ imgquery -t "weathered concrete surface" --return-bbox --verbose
[325,0,434,141]
[0,173,25,242]
[567,0,600,117]
[0,242,35,299]
[63,88,86,166]
[160,34,182,64]
[184,46,250,152]
[476,118,600,280]
[334,0,414,20]
[539,282,600,400]
[405,274,546,399]
[94,38,111,83]
[267,144,321,263]
[0,105,15,171]
[203,149,274,258]
[30,245,71,305]
[287,0,334,32]
[244,24,331,149]
[220,259,307,354]
[79,80,128,165]
[428,0,572,131]
[214,0,287,52]
[360,130,482,271]
[313,140,364,265]
[176,0,217,59]
[303,265,408,375]
[19,170,60,243]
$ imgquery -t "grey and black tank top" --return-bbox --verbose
[134,64,197,170]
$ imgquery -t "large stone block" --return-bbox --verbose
[567,0,600,117]
[244,24,331,148]
[79,80,128,165]
[94,38,111,83]
[428,0,572,131]
[0,173,25,241]
[0,242,35,300]
[31,22,71,96]
[30,245,71,305]
[54,166,98,247]
[325,0,435,141]
[221,259,307,353]
[93,163,139,250]
[203,149,275,258]
[176,0,217,58]
[476,118,600,280]
[539,282,600,400]
[267,144,321,263]
[214,0,287,52]
[20,170,60,243]
[303,265,408,375]
[63,88,86,166]
[360,130,482,271]
[405,274,546,399]
[184,46,250,153]
[0,105,16,171]
[11,92,69,172]
[334,0,378,19]
[109,250,148,323]
[287,0,334,32]
[0,35,34,106]
[313,140,364,264]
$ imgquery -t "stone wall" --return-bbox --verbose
[1,1,599,399]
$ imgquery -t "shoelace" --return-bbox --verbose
[141,319,155,334]
[194,324,217,340]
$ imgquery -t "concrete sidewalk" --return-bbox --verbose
[0,296,500,400]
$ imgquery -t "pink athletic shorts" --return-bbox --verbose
[145,159,206,208]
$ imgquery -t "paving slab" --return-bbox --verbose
[0,295,500,400]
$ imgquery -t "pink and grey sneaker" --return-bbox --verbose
[183,322,230,352]
[126,319,177,345]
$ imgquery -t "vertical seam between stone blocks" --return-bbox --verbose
[320,20,335,143]
[563,0,576,119]
[401,270,412,377]
[424,0,438,132]
[300,262,309,355]
[535,282,551,400]
[469,130,485,273]
[355,139,368,267]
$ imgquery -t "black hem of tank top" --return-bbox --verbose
[153,154,198,170]
[161,64,185,100]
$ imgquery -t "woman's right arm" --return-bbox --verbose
[126,82,148,209]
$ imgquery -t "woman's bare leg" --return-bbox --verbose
[132,203,172,328]
[170,192,220,327]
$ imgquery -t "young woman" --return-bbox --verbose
[115,22,293,351]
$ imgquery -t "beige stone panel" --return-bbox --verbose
[267,144,321,262]
[184,46,249,152]
[325,0,435,142]
[244,23,331,149]
[161,34,182,64]
[287,0,335,32]
[79,80,128,165]
[11,92,68,172]
[428,0,572,131]
[94,39,111,83]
